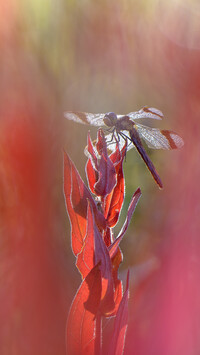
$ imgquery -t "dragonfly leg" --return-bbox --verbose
[119,131,132,142]
[105,127,120,143]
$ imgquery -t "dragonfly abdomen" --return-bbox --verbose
[129,128,163,188]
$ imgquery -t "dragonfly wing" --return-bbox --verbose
[137,124,184,150]
[104,131,134,152]
[128,107,164,121]
[64,111,105,127]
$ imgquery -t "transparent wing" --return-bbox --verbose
[137,124,184,150]
[104,131,135,153]
[127,107,164,121]
[64,111,105,127]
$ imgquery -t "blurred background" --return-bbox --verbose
[0,0,200,354]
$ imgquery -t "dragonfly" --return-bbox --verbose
[64,107,184,188]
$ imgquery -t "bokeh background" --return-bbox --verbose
[0,0,200,354]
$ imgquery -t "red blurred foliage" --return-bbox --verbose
[0,11,69,353]
[0,90,73,355]
[124,19,200,355]
[0,112,69,355]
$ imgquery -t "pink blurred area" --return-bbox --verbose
[0,0,200,354]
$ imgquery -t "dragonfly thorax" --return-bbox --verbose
[103,112,118,127]
[116,116,134,131]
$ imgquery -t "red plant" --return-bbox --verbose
[63,129,141,355]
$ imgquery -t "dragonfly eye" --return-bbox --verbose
[103,112,117,127]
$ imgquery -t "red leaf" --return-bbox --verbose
[86,131,117,198]
[86,158,97,194]
[94,152,116,197]
[77,201,115,312]
[112,279,123,316]
[86,132,99,194]
[105,188,141,317]
[109,140,127,165]
[88,202,115,314]
[76,200,95,278]
[108,270,130,355]
[109,188,142,259]
[104,142,127,227]
[110,248,123,315]
[103,227,112,247]
[102,229,123,317]
[63,152,106,257]
[105,277,123,318]
[106,244,123,317]
[87,131,98,170]
[66,265,102,355]
[96,129,107,156]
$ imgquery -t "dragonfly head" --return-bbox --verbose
[103,112,117,127]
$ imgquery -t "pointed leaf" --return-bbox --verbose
[77,201,115,312]
[104,142,127,227]
[93,130,117,197]
[109,188,141,259]
[103,227,112,248]
[76,200,95,278]
[86,130,117,198]
[102,228,123,317]
[105,277,123,318]
[106,246,123,317]
[66,265,102,355]
[86,132,99,193]
[94,152,116,197]
[87,131,98,169]
[86,158,97,194]
[89,202,115,314]
[96,129,107,156]
[63,152,106,257]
